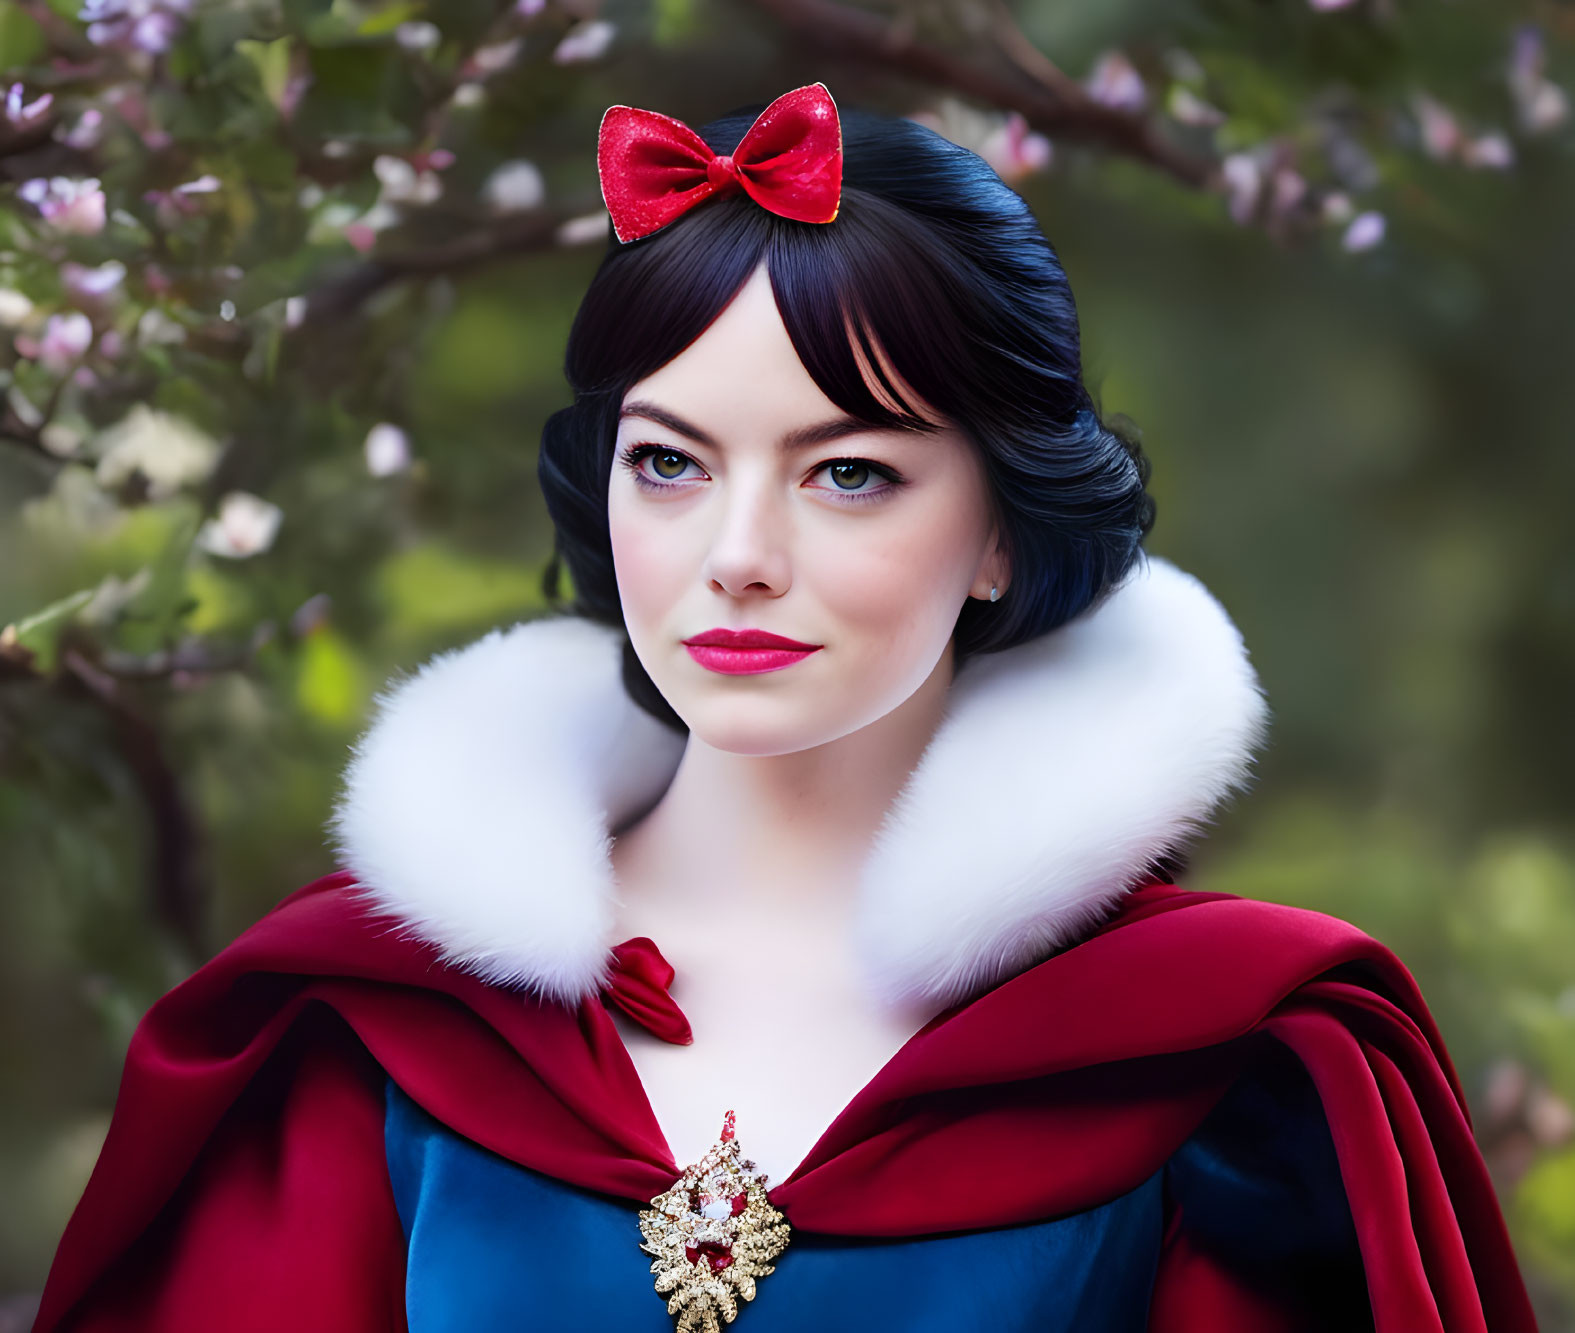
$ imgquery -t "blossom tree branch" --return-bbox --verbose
[742,0,1220,191]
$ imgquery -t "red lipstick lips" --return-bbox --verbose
[681,627,822,675]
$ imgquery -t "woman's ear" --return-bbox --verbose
[970,528,1010,601]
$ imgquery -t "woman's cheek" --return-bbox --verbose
[610,508,686,638]
[810,524,958,672]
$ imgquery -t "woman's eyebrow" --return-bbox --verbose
[619,400,890,452]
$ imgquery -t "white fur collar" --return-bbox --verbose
[327,556,1270,1011]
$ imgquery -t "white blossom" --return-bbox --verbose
[197,491,282,558]
[556,211,610,246]
[136,307,186,346]
[364,422,412,476]
[395,21,441,52]
[95,404,219,499]
[482,160,545,212]
[1167,86,1226,127]
[0,288,34,326]
[374,154,442,205]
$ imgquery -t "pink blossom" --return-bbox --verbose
[977,113,1052,182]
[103,83,170,149]
[1412,93,1461,160]
[552,20,615,65]
[1269,167,1307,218]
[1508,26,1569,134]
[79,0,194,54]
[1527,1086,1575,1147]
[1307,0,1360,9]
[61,260,127,304]
[1084,52,1147,112]
[16,311,93,373]
[1221,152,1262,225]
[466,38,521,78]
[1320,192,1354,224]
[58,107,104,149]
[18,176,106,235]
[1463,132,1515,170]
[1341,210,1385,252]
[4,82,53,129]
[143,174,221,227]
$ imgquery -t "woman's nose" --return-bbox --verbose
[699,475,792,598]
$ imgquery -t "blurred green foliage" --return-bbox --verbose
[0,0,1571,1323]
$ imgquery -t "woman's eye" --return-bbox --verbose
[620,443,702,488]
[808,459,899,500]
[647,449,692,480]
[822,461,872,491]
[620,443,901,504]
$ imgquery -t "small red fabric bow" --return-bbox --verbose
[604,935,694,1046]
[596,83,843,244]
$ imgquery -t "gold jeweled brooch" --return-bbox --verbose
[639,1111,792,1333]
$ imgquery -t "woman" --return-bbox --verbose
[35,85,1534,1332]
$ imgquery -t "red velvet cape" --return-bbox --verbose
[33,872,1535,1332]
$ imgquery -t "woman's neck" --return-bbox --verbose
[611,646,956,916]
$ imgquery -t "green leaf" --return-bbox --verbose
[1517,1146,1575,1291]
[0,2,46,68]
[294,625,367,724]
[356,2,423,37]
[375,541,545,647]
[236,36,295,110]
[9,589,95,674]
[653,0,702,47]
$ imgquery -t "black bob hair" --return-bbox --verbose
[539,99,1156,734]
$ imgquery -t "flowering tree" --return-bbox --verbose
[1,0,1573,1323]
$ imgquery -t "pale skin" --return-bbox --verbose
[607,261,1009,1186]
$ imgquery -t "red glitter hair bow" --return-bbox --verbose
[596,83,843,244]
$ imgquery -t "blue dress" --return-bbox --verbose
[382,1041,1372,1330]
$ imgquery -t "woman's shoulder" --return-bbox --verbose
[1085,879,1414,994]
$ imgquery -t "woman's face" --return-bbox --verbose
[608,262,1005,757]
